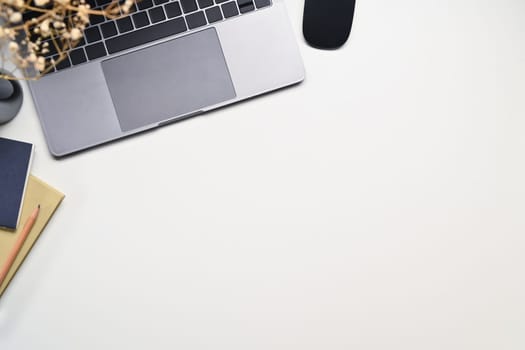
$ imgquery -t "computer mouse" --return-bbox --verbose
[303,0,356,50]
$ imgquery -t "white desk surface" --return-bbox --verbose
[1,1,524,349]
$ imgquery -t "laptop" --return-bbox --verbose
[29,0,304,157]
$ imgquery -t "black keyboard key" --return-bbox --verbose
[254,0,271,8]
[205,6,222,23]
[221,1,238,17]
[90,14,105,25]
[197,0,213,8]
[22,10,40,22]
[85,42,107,59]
[186,11,206,29]
[180,0,197,13]
[84,26,102,43]
[137,0,153,9]
[237,0,254,13]
[69,48,87,64]
[148,7,166,23]
[101,21,118,38]
[106,17,187,54]
[116,16,134,33]
[54,56,71,70]
[215,0,228,3]
[132,11,150,28]
[164,2,182,18]
[154,0,169,5]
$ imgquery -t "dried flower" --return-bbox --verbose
[8,11,21,23]
[70,28,82,41]
[34,0,50,6]
[8,41,18,52]
[0,0,136,80]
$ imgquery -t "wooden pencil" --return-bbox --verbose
[0,205,40,287]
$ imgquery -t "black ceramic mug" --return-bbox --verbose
[0,71,23,124]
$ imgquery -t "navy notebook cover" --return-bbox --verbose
[0,137,34,230]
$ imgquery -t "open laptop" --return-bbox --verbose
[29,0,304,156]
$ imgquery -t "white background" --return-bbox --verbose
[1,0,524,349]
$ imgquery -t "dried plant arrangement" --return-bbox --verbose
[0,0,135,80]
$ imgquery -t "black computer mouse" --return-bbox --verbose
[303,0,356,50]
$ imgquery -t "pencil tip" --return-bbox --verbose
[38,204,40,209]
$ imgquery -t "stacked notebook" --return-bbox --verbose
[0,137,65,297]
[0,137,34,230]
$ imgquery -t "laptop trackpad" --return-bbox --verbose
[102,28,236,132]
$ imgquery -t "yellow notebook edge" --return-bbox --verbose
[0,175,65,299]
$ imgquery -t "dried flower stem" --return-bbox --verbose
[0,0,136,80]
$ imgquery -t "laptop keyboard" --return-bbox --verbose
[47,0,273,72]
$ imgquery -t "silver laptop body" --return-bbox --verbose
[29,0,304,156]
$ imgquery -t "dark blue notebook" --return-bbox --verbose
[0,137,34,230]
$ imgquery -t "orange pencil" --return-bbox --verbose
[0,205,40,287]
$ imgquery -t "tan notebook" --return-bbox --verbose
[0,175,64,297]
